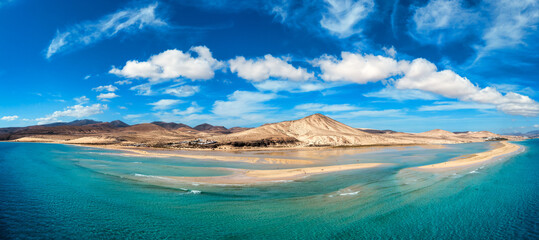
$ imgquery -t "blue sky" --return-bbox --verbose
[0,0,538,133]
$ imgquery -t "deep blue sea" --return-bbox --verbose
[0,140,537,239]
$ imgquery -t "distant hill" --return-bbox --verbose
[41,119,102,127]
[0,114,525,147]
[194,123,232,134]
[0,120,128,140]
[151,121,192,130]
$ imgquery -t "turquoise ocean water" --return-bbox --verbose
[0,140,537,239]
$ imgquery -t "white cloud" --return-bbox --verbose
[46,3,165,58]
[479,0,539,55]
[383,46,396,58]
[320,0,375,37]
[115,80,132,85]
[84,75,91,80]
[418,101,495,111]
[36,104,107,124]
[97,92,119,101]
[253,80,327,93]
[410,0,478,44]
[314,52,405,83]
[229,54,313,82]
[395,58,539,116]
[124,113,147,120]
[395,58,478,99]
[92,85,118,92]
[172,102,203,115]
[212,91,277,117]
[1,115,18,121]
[364,87,439,101]
[130,83,153,96]
[148,99,183,110]
[74,96,89,103]
[534,124,539,128]
[313,51,539,116]
[164,85,200,97]
[110,46,223,82]
[294,103,359,112]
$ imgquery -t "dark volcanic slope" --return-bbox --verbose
[151,121,193,130]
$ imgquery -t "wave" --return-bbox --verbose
[133,173,170,180]
[339,191,360,196]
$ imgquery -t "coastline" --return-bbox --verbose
[6,138,449,165]
[164,163,392,185]
[412,141,523,172]
[2,139,526,185]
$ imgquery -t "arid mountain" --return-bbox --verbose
[151,121,193,130]
[1,114,523,148]
[216,114,396,146]
[42,119,102,127]
[193,123,244,134]
[417,129,457,138]
[0,120,129,141]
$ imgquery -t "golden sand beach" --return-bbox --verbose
[413,141,522,171]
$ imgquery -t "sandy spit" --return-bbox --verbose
[165,163,391,185]
[412,141,522,171]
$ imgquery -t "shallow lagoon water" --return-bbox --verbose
[0,141,537,239]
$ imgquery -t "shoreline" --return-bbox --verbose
[4,139,450,165]
[165,163,392,185]
[412,141,523,172]
[2,139,526,185]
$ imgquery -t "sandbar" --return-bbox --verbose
[412,141,522,171]
[166,162,391,185]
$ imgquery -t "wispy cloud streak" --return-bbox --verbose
[46,3,166,59]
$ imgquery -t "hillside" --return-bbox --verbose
[216,114,396,146]
[1,114,523,148]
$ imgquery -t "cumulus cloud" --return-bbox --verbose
[314,52,405,83]
[97,92,119,101]
[320,0,375,37]
[110,46,223,82]
[410,0,478,44]
[92,85,118,92]
[294,103,359,112]
[314,51,539,116]
[46,3,165,58]
[74,96,89,104]
[164,85,200,97]
[395,58,539,116]
[212,91,277,117]
[229,54,313,82]
[148,99,183,110]
[1,115,18,121]
[36,104,107,124]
